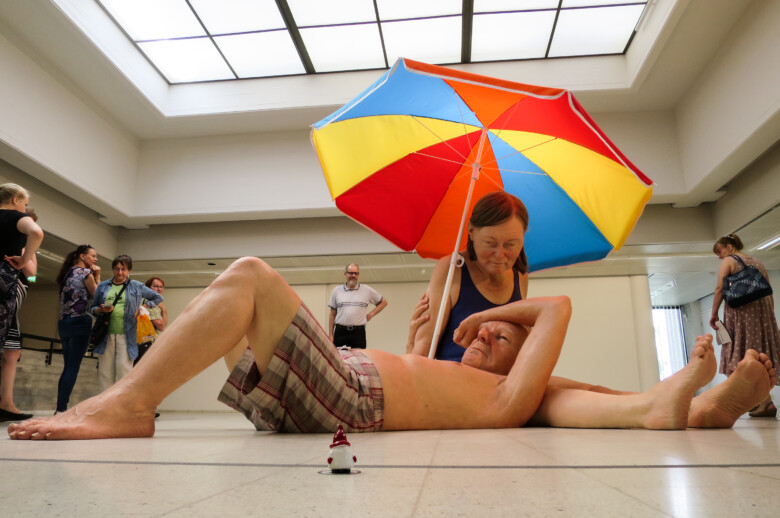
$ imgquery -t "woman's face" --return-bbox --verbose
[80,248,98,267]
[469,216,526,276]
[112,263,130,283]
[149,280,165,294]
[714,244,732,260]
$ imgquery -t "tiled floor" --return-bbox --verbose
[2,413,779,517]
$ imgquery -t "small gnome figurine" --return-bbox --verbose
[327,424,357,474]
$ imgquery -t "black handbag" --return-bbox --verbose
[90,282,129,346]
[723,255,773,308]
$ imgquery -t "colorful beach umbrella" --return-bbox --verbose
[312,58,652,272]
[311,58,653,356]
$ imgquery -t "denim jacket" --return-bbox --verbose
[90,279,163,360]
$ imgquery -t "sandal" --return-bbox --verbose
[749,403,777,418]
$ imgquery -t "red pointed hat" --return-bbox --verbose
[330,424,351,448]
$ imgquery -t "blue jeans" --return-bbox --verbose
[56,315,93,412]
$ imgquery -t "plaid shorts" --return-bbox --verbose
[218,304,384,433]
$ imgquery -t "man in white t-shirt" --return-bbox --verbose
[328,263,388,349]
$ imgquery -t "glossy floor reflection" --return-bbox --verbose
[2,413,779,517]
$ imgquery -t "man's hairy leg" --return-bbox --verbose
[8,257,299,441]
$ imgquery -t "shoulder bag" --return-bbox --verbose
[722,255,773,308]
[90,281,129,346]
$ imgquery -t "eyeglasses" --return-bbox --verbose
[345,271,359,275]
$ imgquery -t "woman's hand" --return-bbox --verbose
[709,315,719,330]
[98,304,114,314]
[406,294,430,353]
[91,265,101,278]
[3,255,24,270]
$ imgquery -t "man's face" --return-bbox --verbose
[460,321,528,375]
[344,265,359,288]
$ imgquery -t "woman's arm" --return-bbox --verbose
[90,283,106,316]
[84,269,99,297]
[151,302,168,332]
[4,217,43,270]
[20,250,37,277]
[140,285,163,307]
[406,294,430,354]
[410,256,458,357]
[709,258,733,329]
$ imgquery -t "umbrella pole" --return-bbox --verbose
[428,132,487,359]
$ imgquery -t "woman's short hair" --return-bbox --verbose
[112,254,133,270]
[0,183,29,205]
[466,191,529,274]
[145,276,164,289]
[713,233,744,253]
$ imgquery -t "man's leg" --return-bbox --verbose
[688,349,776,427]
[8,257,301,441]
[529,336,718,430]
[354,327,367,349]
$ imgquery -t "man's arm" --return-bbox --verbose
[328,308,337,342]
[366,297,387,322]
[456,297,572,427]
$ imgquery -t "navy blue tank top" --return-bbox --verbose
[435,262,523,362]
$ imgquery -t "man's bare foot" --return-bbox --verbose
[7,390,155,441]
[640,335,717,429]
[688,349,776,428]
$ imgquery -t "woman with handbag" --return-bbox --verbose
[55,245,101,413]
[0,184,43,422]
[710,233,779,417]
[90,255,162,393]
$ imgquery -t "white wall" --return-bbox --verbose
[0,28,139,218]
[0,159,119,256]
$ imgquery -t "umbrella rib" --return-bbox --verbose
[411,116,472,163]
[413,152,471,166]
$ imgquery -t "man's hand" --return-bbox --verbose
[452,312,484,348]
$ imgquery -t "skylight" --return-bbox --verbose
[97,0,648,84]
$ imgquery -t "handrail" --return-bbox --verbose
[19,333,97,365]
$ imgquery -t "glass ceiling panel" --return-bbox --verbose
[288,0,376,27]
[473,0,560,13]
[138,38,234,83]
[101,0,205,40]
[472,11,556,62]
[301,24,386,72]
[549,5,646,57]
[376,0,461,20]
[562,0,645,6]
[382,17,462,66]
[95,0,648,84]
[190,0,286,34]
[215,32,305,78]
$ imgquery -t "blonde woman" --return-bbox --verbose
[0,183,43,421]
